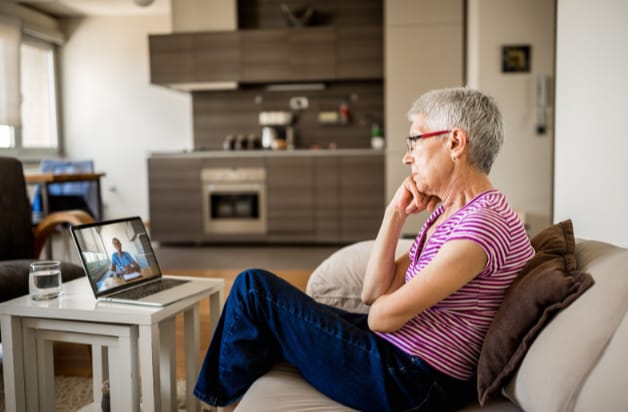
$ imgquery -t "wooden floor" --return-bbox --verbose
[53,268,312,379]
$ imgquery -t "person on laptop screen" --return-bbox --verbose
[110,237,141,281]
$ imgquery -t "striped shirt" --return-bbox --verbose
[378,189,534,380]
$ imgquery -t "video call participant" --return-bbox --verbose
[111,237,140,277]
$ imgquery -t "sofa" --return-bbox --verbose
[235,222,628,411]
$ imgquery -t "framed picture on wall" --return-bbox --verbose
[502,45,531,73]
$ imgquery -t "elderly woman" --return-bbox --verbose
[194,87,534,412]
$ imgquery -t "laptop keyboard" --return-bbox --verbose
[111,278,187,300]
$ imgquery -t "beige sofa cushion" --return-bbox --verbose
[573,310,628,412]
[504,240,628,411]
[236,363,358,412]
[306,239,412,313]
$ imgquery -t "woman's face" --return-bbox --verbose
[402,115,451,195]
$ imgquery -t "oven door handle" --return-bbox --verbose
[206,183,264,192]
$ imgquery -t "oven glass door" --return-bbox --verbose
[210,192,260,220]
[204,183,266,234]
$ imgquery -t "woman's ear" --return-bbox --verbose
[449,128,467,160]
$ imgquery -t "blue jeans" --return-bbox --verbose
[194,269,476,412]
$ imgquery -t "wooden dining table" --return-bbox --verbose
[25,172,106,222]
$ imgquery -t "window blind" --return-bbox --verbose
[0,15,21,127]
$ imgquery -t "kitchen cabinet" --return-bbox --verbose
[266,157,315,241]
[339,156,385,242]
[313,157,340,242]
[147,157,204,242]
[149,31,240,86]
[240,28,336,82]
[148,151,384,244]
[336,26,383,79]
[148,26,383,88]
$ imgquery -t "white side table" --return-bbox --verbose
[22,318,139,411]
[0,276,224,412]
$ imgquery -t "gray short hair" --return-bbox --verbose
[407,87,503,174]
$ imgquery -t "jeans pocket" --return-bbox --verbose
[386,356,435,411]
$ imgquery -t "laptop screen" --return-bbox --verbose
[71,216,162,296]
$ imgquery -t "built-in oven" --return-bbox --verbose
[201,168,267,235]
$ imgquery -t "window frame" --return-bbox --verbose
[0,33,63,160]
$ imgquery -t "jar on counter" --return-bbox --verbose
[234,134,247,150]
[248,133,262,150]
[223,134,235,150]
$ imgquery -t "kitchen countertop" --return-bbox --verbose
[149,148,385,158]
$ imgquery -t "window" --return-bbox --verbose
[0,36,60,154]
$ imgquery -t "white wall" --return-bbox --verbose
[61,15,192,221]
[554,0,628,246]
[385,0,464,236]
[171,0,236,31]
[467,0,555,237]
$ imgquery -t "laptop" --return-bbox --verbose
[70,216,203,307]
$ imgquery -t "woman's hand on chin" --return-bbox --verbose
[391,176,440,216]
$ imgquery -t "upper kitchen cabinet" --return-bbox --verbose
[148,0,384,88]
[149,31,240,87]
[336,26,383,80]
[149,28,383,88]
[240,27,336,82]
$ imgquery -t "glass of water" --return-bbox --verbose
[29,260,63,300]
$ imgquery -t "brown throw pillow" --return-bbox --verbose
[476,219,594,405]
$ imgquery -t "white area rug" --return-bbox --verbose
[0,369,209,411]
[0,373,93,412]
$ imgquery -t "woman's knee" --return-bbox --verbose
[232,268,276,295]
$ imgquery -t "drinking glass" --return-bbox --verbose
[29,260,63,300]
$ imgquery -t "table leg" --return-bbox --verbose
[95,177,103,221]
[209,289,224,337]
[204,289,224,412]
[110,329,140,412]
[184,304,200,412]
[40,182,50,219]
[22,322,36,411]
[1,316,26,411]
[159,317,177,411]
[139,324,161,411]
[92,345,108,405]
[39,183,54,259]
[36,337,55,412]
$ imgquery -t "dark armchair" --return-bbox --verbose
[0,157,93,318]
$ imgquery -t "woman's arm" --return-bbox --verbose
[361,206,407,304]
[361,176,440,305]
[367,239,488,333]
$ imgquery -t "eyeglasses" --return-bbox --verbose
[406,130,451,153]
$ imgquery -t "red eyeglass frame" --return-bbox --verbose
[405,130,451,152]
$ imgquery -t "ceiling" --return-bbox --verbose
[17,0,170,17]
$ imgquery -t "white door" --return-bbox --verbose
[467,0,556,236]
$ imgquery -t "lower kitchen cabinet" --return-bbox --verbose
[147,157,204,243]
[148,152,384,244]
[266,157,315,241]
[339,156,386,242]
[313,157,340,242]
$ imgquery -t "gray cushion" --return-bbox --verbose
[0,259,85,303]
[0,259,85,341]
